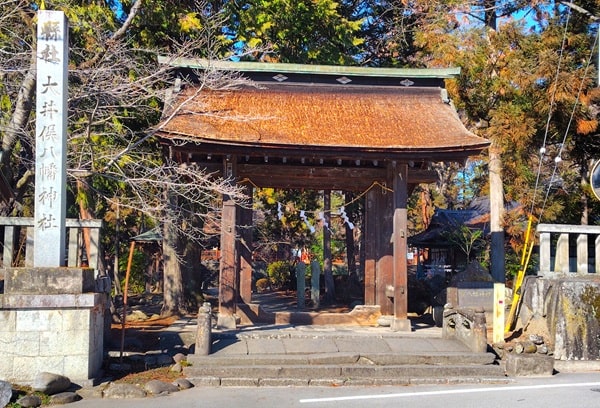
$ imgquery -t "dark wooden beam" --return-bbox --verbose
[164,139,484,164]
[234,164,436,190]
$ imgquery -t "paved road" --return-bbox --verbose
[71,372,600,408]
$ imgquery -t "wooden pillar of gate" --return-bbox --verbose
[390,162,410,331]
[364,189,377,306]
[218,157,239,329]
[238,183,253,304]
[365,182,394,315]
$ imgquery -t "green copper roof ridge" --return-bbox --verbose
[158,56,461,78]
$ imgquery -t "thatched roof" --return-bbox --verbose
[158,85,488,157]
[156,59,489,163]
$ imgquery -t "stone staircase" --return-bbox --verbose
[183,328,509,387]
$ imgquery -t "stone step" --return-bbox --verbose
[187,323,508,386]
[185,363,504,378]
[183,363,507,387]
[187,351,497,367]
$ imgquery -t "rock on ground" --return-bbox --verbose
[16,394,42,408]
[0,380,12,408]
[172,378,194,390]
[103,383,147,399]
[143,380,179,395]
[173,352,187,363]
[32,372,71,395]
[50,392,82,405]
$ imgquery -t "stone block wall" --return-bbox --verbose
[0,268,106,384]
[517,275,600,361]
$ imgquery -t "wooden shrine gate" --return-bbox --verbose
[155,58,490,330]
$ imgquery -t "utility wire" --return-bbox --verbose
[538,19,600,221]
[529,5,572,218]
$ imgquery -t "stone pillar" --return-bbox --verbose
[195,302,212,356]
[34,10,68,267]
[0,11,106,384]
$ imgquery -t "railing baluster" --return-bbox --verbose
[0,217,102,269]
[3,226,15,268]
[89,227,100,271]
[538,224,600,275]
[25,227,34,267]
[555,233,570,273]
[539,232,551,274]
[596,235,600,274]
[68,227,79,267]
[577,233,588,274]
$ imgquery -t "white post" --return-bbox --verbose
[34,11,68,267]
[493,282,505,343]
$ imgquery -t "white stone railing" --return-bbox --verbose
[0,217,103,271]
[537,223,600,275]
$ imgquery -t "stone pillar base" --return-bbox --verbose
[505,353,554,376]
[217,313,237,330]
[0,267,106,384]
[0,293,106,384]
[390,317,411,332]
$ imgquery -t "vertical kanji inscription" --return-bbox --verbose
[34,10,68,267]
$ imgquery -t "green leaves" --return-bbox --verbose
[228,0,363,64]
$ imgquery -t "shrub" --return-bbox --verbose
[267,260,293,290]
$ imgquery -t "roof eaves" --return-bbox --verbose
[157,133,489,159]
[158,56,461,79]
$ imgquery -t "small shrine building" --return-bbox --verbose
[155,58,490,330]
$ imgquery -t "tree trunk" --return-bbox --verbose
[113,200,122,295]
[181,239,203,307]
[76,180,94,264]
[581,159,591,225]
[1,51,36,172]
[162,220,185,316]
[421,186,432,229]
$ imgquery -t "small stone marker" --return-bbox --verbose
[445,281,494,317]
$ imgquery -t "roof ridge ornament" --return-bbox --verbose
[336,76,352,84]
[441,89,450,104]
[273,74,288,82]
[400,78,414,87]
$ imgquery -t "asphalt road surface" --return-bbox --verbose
[71,372,600,408]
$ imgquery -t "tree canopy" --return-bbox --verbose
[3,0,600,305]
